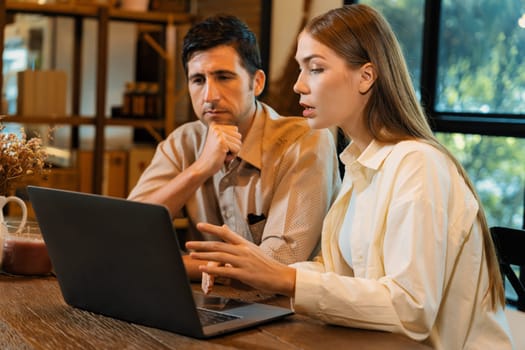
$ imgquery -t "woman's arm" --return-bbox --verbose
[186,223,297,296]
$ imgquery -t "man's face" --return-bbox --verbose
[187,45,264,134]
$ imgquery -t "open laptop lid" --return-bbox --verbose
[27,186,292,338]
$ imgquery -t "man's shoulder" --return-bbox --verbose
[159,120,207,155]
[261,103,329,143]
[172,119,205,133]
[166,120,206,140]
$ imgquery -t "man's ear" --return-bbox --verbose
[359,63,376,95]
[253,69,266,97]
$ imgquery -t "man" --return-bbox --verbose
[128,15,340,279]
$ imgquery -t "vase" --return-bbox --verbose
[0,196,28,268]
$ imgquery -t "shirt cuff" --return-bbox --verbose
[292,268,323,316]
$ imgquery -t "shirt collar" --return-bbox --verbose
[340,139,395,189]
[237,101,264,169]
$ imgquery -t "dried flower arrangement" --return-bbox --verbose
[0,119,50,196]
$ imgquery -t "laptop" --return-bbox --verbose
[27,185,293,339]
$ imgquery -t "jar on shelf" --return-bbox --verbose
[122,81,135,117]
[145,82,160,119]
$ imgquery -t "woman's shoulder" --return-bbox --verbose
[390,139,448,161]
[262,105,333,146]
[382,139,455,176]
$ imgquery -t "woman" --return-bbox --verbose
[186,4,513,349]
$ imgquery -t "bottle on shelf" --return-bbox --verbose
[131,82,147,118]
[145,82,160,119]
[121,81,135,117]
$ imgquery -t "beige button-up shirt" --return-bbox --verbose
[129,102,340,264]
[292,140,513,349]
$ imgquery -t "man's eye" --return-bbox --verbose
[217,74,234,81]
[191,77,205,85]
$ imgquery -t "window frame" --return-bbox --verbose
[345,0,525,137]
[420,0,525,137]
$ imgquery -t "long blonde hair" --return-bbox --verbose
[304,4,504,309]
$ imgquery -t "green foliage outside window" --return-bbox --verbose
[438,0,525,113]
[359,0,525,228]
[359,0,424,95]
[436,133,525,228]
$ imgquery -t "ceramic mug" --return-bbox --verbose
[0,196,28,270]
[0,196,28,237]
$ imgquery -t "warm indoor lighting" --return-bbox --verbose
[519,13,525,28]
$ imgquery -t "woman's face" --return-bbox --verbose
[294,32,373,140]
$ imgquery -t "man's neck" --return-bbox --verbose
[238,100,259,140]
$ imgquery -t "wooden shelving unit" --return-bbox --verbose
[0,1,192,194]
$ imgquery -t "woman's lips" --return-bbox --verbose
[300,104,315,118]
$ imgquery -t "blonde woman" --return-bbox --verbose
[187,4,513,349]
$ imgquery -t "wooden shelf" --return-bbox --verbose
[104,118,165,128]
[2,115,94,125]
[2,115,165,129]
[6,1,191,23]
[5,1,98,18]
[109,8,191,24]
[1,1,191,194]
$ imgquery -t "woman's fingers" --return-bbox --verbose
[189,250,243,268]
[194,223,247,245]
[201,261,219,295]
[199,261,242,281]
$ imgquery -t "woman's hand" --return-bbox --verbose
[201,261,232,294]
[186,223,296,297]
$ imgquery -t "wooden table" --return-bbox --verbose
[0,273,431,349]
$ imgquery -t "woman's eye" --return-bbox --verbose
[310,68,323,74]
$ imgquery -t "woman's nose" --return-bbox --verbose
[293,72,308,95]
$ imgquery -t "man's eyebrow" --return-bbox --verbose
[211,69,237,76]
[188,70,237,80]
[188,72,204,80]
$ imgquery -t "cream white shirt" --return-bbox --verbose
[292,139,513,349]
[128,102,340,264]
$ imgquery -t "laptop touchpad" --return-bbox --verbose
[193,292,251,311]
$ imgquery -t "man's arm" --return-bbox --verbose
[142,161,215,217]
[258,129,340,264]
[183,255,208,281]
[129,123,242,217]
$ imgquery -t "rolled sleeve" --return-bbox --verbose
[259,129,340,264]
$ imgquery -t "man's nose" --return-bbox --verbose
[204,80,220,102]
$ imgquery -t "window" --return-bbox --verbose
[435,133,525,228]
[437,1,525,115]
[358,0,425,96]
[355,0,525,306]
[356,0,525,229]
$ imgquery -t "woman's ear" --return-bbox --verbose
[359,63,377,95]
[253,69,266,97]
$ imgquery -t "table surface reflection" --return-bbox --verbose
[0,273,432,349]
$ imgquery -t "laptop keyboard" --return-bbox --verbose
[197,307,241,326]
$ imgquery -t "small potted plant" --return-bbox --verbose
[0,121,50,197]
[1,119,51,274]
